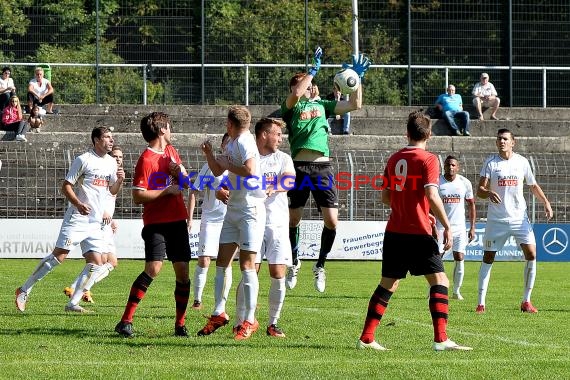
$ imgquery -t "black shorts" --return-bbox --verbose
[141,220,191,262]
[27,92,54,107]
[381,231,444,279]
[288,161,338,209]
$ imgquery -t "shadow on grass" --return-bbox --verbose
[104,336,332,350]
[0,327,95,337]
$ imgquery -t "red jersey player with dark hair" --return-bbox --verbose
[357,111,473,351]
[115,111,192,338]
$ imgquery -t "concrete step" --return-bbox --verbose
[17,113,570,137]
[332,118,570,137]
[3,131,569,153]
[52,104,570,121]
[52,104,281,117]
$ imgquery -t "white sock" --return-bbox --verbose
[522,260,537,302]
[72,262,115,291]
[193,265,209,302]
[68,263,101,306]
[242,269,259,323]
[268,277,286,326]
[478,262,493,306]
[453,260,465,295]
[213,266,232,316]
[21,254,61,293]
[235,280,246,327]
[91,262,114,286]
[69,273,81,290]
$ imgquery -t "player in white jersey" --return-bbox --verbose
[63,146,124,304]
[197,105,266,340]
[15,127,125,313]
[234,117,295,338]
[187,133,230,310]
[476,129,553,314]
[436,156,476,300]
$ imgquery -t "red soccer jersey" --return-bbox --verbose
[383,146,440,235]
[133,145,188,225]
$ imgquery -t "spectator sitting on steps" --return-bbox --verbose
[27,67,55,114]
[1,95,28,142]
[472,73,500,121]
[326,83,351,135]
[0,66,17,111]
[435,85,471,136]
[28,105,45,133]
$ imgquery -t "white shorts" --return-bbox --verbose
[103,224,116,254]
[197,220,223,257]
[256,224,292,265]
[483,218,536,252]
[437,228,468,255]
[219,203,265,253]
[55,213,107,255]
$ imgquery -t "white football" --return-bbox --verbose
[334,68,360,94]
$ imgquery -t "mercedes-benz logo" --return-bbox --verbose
[542,227,568,255]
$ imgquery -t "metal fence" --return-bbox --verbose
[3,1,570,106]
[0,145,567,224]
[3,62,570,108]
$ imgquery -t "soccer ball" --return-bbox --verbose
[334,68,360,94]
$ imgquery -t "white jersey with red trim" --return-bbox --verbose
[436,174,474,230]
[480,153,536,222]
[65,149,118,223]
[260,150,294,225]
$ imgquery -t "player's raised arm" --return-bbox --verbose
[285,46,322,109]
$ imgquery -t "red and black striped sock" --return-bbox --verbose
[174,280,190,327]
[429,284,449,343]
[121,272,153,323]
[360,285,393,343]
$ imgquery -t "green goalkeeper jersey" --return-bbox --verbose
[281,98,337,159]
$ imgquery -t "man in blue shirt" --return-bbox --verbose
[435,85,471,136]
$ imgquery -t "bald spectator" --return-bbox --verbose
[435,85,471,136]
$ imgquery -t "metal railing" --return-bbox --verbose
[4,62,570,107]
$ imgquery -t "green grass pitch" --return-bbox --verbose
[1,259,569,379]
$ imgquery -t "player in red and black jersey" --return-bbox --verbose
[115,112,192,338]
[357,111,472,351]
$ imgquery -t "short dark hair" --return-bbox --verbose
[2,66,11,74]
[140,112,171,142]
[406,111,431,142]
[254,117,286,138]
[497,128,514,140]
[91,126,111,145]
[445,155,458,163]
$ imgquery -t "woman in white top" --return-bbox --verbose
[27,67,55,114]
[0,67,16,110]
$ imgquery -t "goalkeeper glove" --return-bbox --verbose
[308,46,323,77]
[342,53,371,78]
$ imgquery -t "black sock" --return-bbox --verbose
[316,226,336,268]
[289,226,300,265]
